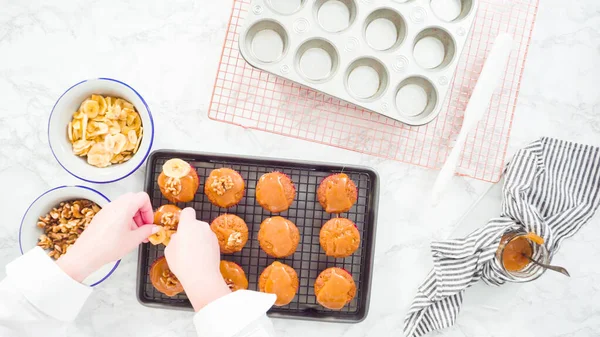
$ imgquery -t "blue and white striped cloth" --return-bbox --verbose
[404,138,600,337]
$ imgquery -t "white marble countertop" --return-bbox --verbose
[1,0,599,336]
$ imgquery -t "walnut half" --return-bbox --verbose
[165,177,182,196]
[161,212,176,228]
[161,269,180,288]
[226,232,243,248]
[210,176,234,196]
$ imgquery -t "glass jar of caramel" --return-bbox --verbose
[495,230,550,282]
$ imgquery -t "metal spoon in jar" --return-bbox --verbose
[522,253,570,277]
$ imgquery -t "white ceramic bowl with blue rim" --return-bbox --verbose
[48,78,154,183]
[19,185,119,286]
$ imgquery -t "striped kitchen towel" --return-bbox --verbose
[404,137,600,337]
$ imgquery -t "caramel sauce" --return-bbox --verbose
[209,169,244,206]
[214,225,236,244]
[265,262,296,305]
[220,261,248,291]
[263,217,295,256]
[325,174,353,213]
[317,270,353,310]
[323,219,357,255]
[502,236,533,272]
[149,257,183,297]
[158,170,198,202]
[153,204,181,229]
[256,173,288,212]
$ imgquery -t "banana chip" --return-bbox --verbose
[67,94,143,168]
[67,122,73,142]
[73,140,94,156]
[106,104,122,120]
[108,120,121,135]
[127,113,141,130]
[133,127,143,154]
[73,111,85,120]
[81,114,88,140]
[91,94,107,115]
[105,133,127,154]
[114,98,134,110]
[127,129,137,145]
[106,97,114,110]
[111,154,125,164]
[87,143,112,168]
[80,99,100,119]
[87,121,108,138]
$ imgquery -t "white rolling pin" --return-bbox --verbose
[431,33,514,205]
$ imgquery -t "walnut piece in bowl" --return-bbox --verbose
[19,185,119,286]
[36,199,101,260]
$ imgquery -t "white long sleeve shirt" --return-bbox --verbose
[0,247,276,337]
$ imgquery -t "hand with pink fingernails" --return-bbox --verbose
[57,192,159,282]
[165,208,231,311]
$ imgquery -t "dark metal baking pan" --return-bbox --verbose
[136,149,379,322]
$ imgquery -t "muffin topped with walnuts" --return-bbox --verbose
[158,158,199,203]
[204,168,245,208]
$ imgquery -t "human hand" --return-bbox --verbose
[165,208,230,311]
[56,192,158,283]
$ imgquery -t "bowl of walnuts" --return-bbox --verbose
[19,185,119,286]
[48,78,154,183]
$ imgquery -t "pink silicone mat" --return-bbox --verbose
[208,0,539,182]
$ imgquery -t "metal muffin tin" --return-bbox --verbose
[238,0,478,125]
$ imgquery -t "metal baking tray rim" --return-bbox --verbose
[136,149,380,323]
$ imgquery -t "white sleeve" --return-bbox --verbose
[193,290,277,337]
[0,247,93,337]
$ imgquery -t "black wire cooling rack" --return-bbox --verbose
[137,150,379,322]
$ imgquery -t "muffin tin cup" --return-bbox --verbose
[314,0,358,33]
[413,27,456,70]
[266,0,307,15]
[239,0,478,125]
[137,150,379,322]
[363,8,407,52]
[294,38,340,83]
[344,57,389,101]
[430,0,475,22]
[243,19,290,64]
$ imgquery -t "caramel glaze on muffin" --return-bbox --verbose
[259,261,299,306]
[153,204,182,228]
[258,216,300,258]
[158,159,199,203]
[210,214,249,254]
[149,204,181,246]
[204,168,245,208]
[220,261,248,291]
[149,256,184,297]
[319,218,360,258]
[255,172,296,213]
[317,173,358,213]
[314,267,356,310]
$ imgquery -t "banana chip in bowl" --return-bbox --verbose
[68,94,143,168]
[49,78,154,183]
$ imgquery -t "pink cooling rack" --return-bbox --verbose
[208,0,539,182]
